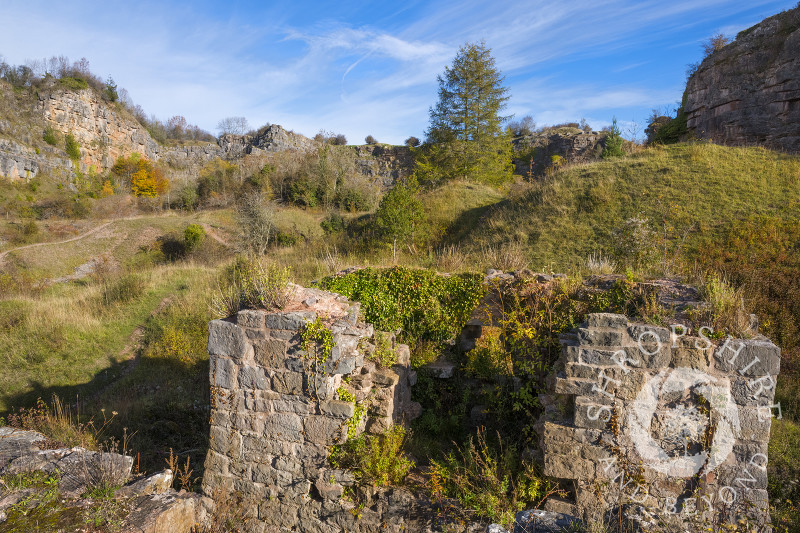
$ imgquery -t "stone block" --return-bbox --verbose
[554,377,595,396]
[273,372,304,395]
[366,416,393,435]
[671,342,712,371]
[628,324,670,344]
[233,413,265,434]
[372,368,400,387]
[577,328,626,347]
[270,329,299,341]
[587,313,628,328]
[543,452,595,479]
[208,319,252,361]
[263,412,304,443]
[574,396,614,429]
[237,309,265,329]
[238,365,271,390]
[244,390,280,412]
[265,311,316,331]
[274,456,302,474]
[211,357,238,390]
[305,416,345,445]
[209,426,242,458]
[320,400,356,419]
[203,451,230,477]
[273,397,318,415]
[715,338,781,377]
[313,374,338,401]
[254,339,288,368]
[369,388,394,417]
[395,344,411,366]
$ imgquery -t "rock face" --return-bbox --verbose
[219,124,317,157]
[684,6,800,151]
[201,284,420,532]
[512,129,605,177]
[351,144,414,186]
[538,313,780,530]
[37,88,162,170]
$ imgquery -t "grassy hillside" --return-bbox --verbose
[463,143,800,271]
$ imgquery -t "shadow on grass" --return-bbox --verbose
[1,355,211,486]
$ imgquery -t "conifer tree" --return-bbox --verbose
[417,41,513,185]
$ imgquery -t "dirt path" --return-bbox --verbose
[0,220,115,265]
[202,223,231,247]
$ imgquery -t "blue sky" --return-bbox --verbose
[0,0,796,144]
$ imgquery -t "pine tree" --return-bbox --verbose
[418,41,512,185]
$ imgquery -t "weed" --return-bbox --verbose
[688,274,752,337]
[6,395,114,450]
[428,428,556,528]
[330,425,414,487]
[210,256,293,317]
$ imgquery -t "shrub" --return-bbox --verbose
[688,274,752,337]
[101,273,145,307]
[365,135,378,145]
[650,110,688,144]
[405,136,421,147]
[507,115,535,136]
[330,425,413,487]
[184,224,206,253]
[65,132,81,160]
[43,127,58,146]
[320,213,345,233]
[331,134,347,145]
[316,266,484,347]
[702,33,731,57]
[236,190,276,255]
[428,429,554,528]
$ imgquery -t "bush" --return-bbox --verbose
[316,267,484,346]
[331,134,347,145]
[330,425,413,487]
[650,110,688,144]
[43,127,58,146]
[405,136,421,147]
[702,33,731,57]
[320,213,345,233]
[365,135,378,145]
[65,132,81,160]
[101,273,145,307]
[428,429,553,528]
[507,115,535,136]
[184,224,206,253]
[58,76,89,90]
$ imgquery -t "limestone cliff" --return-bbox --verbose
[684,6,800,151]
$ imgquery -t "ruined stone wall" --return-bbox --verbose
[201,286,420,532]
[539,312,780,530]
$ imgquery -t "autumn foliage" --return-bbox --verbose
[111,153,169,197]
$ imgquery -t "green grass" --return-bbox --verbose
[0,263,216,413]
[463,143,800,271]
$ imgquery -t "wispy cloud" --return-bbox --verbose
[0,0,795,143]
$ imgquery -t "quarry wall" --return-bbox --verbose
[684,6,800,152]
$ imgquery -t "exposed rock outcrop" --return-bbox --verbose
[684,6,800,151]
[512,129,605,177]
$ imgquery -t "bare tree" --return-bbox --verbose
[217,116,251,136]
[236,190,275,255]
